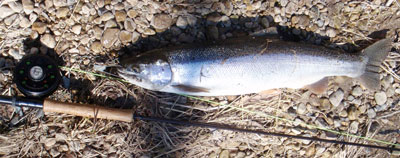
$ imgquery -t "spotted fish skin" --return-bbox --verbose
[118,37,391,96]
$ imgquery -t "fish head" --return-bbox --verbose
[118,54,172,90]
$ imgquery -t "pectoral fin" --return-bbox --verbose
[172,84,210,93]
[305,77,329,94]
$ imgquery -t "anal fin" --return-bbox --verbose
[172,84,210,93]
[304,77,329,94]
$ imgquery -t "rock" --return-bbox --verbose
[44,138,56,148]
[315,118,328,128]
[219,150,229,158]
[22,0,34,14]
[53,0,68,7]
[127,0,138,6]
[65,19,75,26]
[367,108,376,118]
[90,41,102,53]
[375,103,388,112]
[4,14,17,25]
[274,15,282,23]
[30,31,39,39]
[32,22,47,34]
[151,14,173,30]
[8,2,23,13]
[71,25,81,35]
[119,31,132,43]
[104,20,117,28]
[292,28,301,35]
[306,145,316,157]
[0,6,15,19]
[351,86,363,96]
[297,103,307,115]
[347,106,360,121]
[131,31,140,43]
[81,5,90,15]
[261,17,270,28]
[207,26,219,40]
[115,10,127,22]
[395,88,400,94]
[100,12,114,22]
[124,18,136,32]
[40,34,56,48]
[176,16,188,29]
[326,28,337,37]
[320,99,332,111]
[286,2,297,14]
[207,12,222,25]
[127,10,138,18]
[280,0,288,6]
[142,28,156,35]
[44,0,53,9]
[329,89,344,107]
[220,1,232,16]
[50,148,60,157]
[349,121,359,133]
[236,152,245,158]
[178,34,194,43]
[56,7,69,18]
[359,104,367,113]
[19,16,31,28]
[297,15,310,28]
[374,92,387,105]
[8,49,22,60]
[186,14,197,26]
[101,29,120,49]
[93,26,103,39]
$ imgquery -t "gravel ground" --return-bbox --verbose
[1,0,400,157]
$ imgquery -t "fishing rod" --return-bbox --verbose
[1,54,399,153]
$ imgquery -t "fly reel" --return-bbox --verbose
[13,54,61,98]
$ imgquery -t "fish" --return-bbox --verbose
[118,37,392,96]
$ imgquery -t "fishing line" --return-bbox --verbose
[59,66,400,148]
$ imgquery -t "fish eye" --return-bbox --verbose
[131,66,140,73]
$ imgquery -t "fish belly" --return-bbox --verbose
[163,53,365,96]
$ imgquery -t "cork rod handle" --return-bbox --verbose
[43,99,133,122]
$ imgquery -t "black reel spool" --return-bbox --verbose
[13,54,61,98]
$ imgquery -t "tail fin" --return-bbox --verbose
[358,38,392,90]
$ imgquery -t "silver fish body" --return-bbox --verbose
[118,37,391,96]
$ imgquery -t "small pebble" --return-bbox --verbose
[56,7,69,18]
[151,14,173,30]
[71,25,82,35]
[101,29,120,49]
[91,41,102,53]
[329,89,344,107]
[176,16,188,29]
[367,108,376,118]
[0,6,16,19]
[351,86,363,96]
[8,2,23,13]
[40,34,56,48]
[374,92,387,105]
[32,22,47,34]
[297,103,307,115]
[115,10,127,22]
[119,31,132,43]
[22,0,34,14]
[349,121,359,133]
